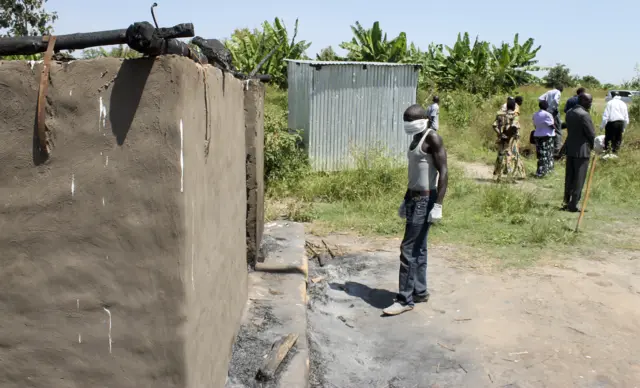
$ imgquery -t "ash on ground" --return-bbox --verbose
[226,304,294,388]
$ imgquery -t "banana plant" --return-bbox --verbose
[407,32,542,95]
[491,34,541,89]
[339,21,407,62]
[225,17,311,88]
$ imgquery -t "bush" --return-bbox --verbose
[481,184,536,215]
[263,103,309,186]
[294,148,405,202]
[630,96,640,124]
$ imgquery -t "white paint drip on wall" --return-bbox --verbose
[191,200,195,291]
[77,299,81,343]
[191,243,195,291]
[105,155,109,166]
[103,307,112,354]
[69,90,73,96]
[102,197,105,207]
[98,97,107,130]
[28,60,43,70]
[99,97,104,130]
[71,174,75,197]
[180,119,184,193]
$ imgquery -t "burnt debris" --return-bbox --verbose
[0,22,270,82]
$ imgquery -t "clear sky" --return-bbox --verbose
[48,0,638,84]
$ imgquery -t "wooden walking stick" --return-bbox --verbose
[575,154,597,232]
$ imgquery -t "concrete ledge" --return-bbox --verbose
[226,222,309,388]
[255,222,308,279]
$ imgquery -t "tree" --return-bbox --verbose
[620,64,640,90]
[339,21,407,62]
[316,46,342,61]
[0,0,57,37]
[544,64,575,89]
[580,75,601,89]
[83,45,142,59]
[225,18,311,88]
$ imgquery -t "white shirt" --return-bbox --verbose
[426,103,439,130]
[538,89,561,112]
[601,96,629,129]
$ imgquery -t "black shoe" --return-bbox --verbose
[560,204,569,211]
[568,207,587,213]
[414,294,430,303]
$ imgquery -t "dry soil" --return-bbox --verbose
[306,235,640,388]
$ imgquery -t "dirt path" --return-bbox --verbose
[453,158,542,192]
[306,238,640,388]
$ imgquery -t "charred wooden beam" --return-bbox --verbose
[190,36,271,82]
[0,22,194,57]
[191,36,234,71]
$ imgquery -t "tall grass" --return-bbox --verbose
[268,146,579,248]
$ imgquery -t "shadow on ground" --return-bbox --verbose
[329,281,395,309]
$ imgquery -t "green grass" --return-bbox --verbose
[268,152,582,249]
[265,85,640,266]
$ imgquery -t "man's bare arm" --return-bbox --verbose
[425,132,448,205]
[492,117,502,137]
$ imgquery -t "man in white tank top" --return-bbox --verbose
[383,104,449,316]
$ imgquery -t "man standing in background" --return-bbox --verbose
[563,94,596,212]
[426,96,440,130]
[564,87,586,114]
[600,91,629,157]
[539,85,564,155]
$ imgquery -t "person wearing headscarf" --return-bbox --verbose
[493,99,526,181]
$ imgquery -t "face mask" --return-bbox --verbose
[404,119,428,135]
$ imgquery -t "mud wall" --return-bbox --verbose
[0,56,251,388]
[244,80,265,267]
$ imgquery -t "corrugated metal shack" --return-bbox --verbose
[286,59,421,171]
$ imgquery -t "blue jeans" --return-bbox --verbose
[397,191,437,306]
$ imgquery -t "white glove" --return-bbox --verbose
[398,201,406,219]
[428,204,443,223]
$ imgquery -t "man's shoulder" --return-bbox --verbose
[566,106,583,118]
[569,107,591,121]
[425,129,442,142]
[614,99,627,108]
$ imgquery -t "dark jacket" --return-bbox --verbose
[565,106,596,158]
[564,95,579,113]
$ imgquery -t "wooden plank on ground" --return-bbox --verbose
[255,333,299,381]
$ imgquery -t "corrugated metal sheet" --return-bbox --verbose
[285,59,423,67]
[287,60,419,171]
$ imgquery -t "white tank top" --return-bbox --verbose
[407,129,438,191]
